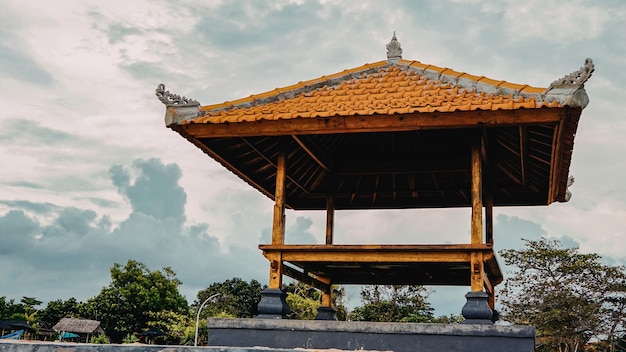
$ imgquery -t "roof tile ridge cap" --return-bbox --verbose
[437,67,470,88]
[406,60,426,69]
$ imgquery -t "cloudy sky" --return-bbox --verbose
[1,0,625,317]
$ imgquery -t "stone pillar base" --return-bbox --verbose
[314,306,338,320]
[461,291,493,325]
[256,288,290,319]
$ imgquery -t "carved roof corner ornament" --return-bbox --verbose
[549,58,595,88]
[563,175,575,202]
[155,83,199,106]
[156,83,202,126]
[386,31,402,62]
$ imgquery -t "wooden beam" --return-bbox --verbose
[496,161,523,186]
[282,264,330,292]
[326,194,335,245]
[519,126,528,187]
[240,137,310,195]
[548,116,566,204]
[260,244,496,263]
[178,109,566,138]
[291,135,332,172]
[471,141,483,245]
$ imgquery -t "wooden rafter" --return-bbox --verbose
[240,137,311,195]
[291,135,332,172]
[519,126,528,187]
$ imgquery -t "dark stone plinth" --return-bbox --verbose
[0,341,303,352]
[462,291,494,324]
[256,288,290,319]
[207,318,536,352]
[314,306,338,320]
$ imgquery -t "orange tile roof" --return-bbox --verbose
[189,60,560,125]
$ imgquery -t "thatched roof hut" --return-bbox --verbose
[52,318,104,336]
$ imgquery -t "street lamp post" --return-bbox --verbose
[194,293,220,346]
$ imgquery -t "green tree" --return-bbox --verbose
[145,310,192,345]
[0,296,25,320]
[283,282,348,320]
[82,260,188,343]
[39,298,80,326]
[285,283,321,320]
[349,285,434,322]
[500,238,626,352]
[331,286,349,321]
[193,278,264,319]
[429,314,464,324]
[20,297,41,325]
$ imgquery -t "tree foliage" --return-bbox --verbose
[81,260,188,342]
[349,285,434,323]
[39,298,80,327]
[0,296,26,320]
[193,278,264,319]
[283,282,349,320]
[285,282,321,320]
[500,238,626,352]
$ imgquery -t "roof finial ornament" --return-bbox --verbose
[155,83,199,106]
[549,58,595,88]
[386,31,402,63]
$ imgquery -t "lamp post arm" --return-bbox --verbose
[194,293,220,346]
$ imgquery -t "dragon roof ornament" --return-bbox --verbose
[386,32,402,62]
[155,83,199,106]
[549,58,595,88]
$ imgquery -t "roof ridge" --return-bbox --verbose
[399,59,547,97]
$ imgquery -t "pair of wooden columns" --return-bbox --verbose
[268,150,335,307]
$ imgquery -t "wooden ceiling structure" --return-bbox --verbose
[158,35,594,317]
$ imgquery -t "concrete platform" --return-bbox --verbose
[2,340,320,352]
[207,318,535,352]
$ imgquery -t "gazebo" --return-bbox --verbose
[52,317,104,342]
[158,34,593,322]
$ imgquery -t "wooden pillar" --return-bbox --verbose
[322,175,336,309]
[269,151,287,289]
[485,179,494,246]
[470,141,484,293]
[470,252,485,292]
[463,134,493,323]
[321,193,335,306]
[325,194,335,245]
[471,143,483,245]
[321,290,332,307]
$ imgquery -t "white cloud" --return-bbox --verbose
[501,0,611,41]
